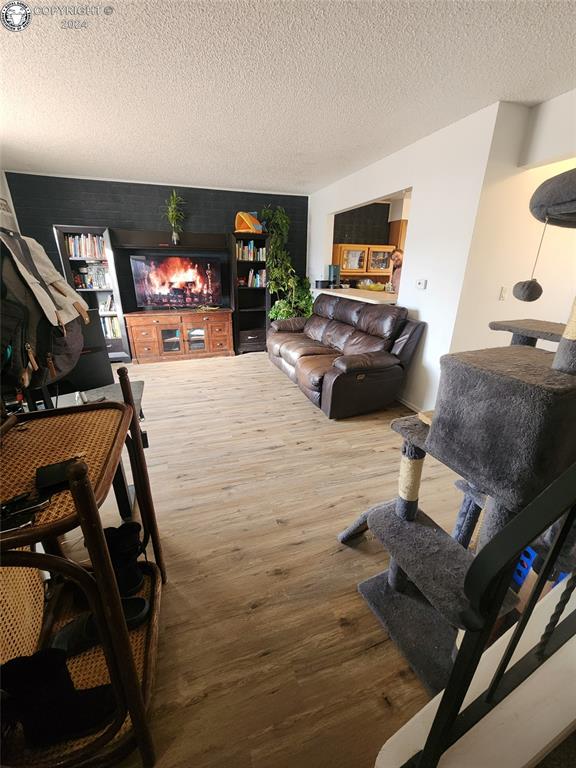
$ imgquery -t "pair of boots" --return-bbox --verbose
[46,522,148,658]
[1,649,116,748]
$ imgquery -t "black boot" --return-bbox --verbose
[104,522,144,596]
[1,649,116,748]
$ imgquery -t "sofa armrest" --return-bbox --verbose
[333,351,401,373]
[270,317,308,332]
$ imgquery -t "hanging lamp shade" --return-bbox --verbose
[529,167,576,227]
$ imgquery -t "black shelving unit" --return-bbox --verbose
[231,233,270,353]
[53,225,131,362]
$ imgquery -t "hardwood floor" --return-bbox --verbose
[119,353,461,768]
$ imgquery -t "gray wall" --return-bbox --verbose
[6,173,308,275]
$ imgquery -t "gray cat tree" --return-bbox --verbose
[339,168,576,694]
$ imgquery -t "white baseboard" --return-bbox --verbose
[398,396,421,413]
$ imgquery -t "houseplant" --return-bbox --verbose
[164,189,186,245]
[260,204,313,320]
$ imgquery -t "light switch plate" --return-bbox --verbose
[416,279,427,290]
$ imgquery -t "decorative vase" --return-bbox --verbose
[171,230,180,245]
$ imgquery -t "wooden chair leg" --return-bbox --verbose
[118,367,167,584]
[68,461,156,767]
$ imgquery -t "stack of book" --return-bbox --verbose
[235,240,266,261]
[100,315,122,339]
[244,268,266,287]
[66,233,106,260]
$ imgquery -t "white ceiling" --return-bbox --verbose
[2,1,575,194]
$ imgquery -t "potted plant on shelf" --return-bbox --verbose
[260,204,313,320]
[164,189,186,245]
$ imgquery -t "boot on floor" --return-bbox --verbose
[104,521,145,596]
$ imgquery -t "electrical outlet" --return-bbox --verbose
[499,286,508,301]
[416,279,427,290]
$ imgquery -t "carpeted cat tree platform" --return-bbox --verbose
[339,168,576,694]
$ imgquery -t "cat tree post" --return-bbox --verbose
[387,440,426,591]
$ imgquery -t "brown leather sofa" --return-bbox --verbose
[267,294,425,419]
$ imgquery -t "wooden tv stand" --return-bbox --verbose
[126,309,234,363]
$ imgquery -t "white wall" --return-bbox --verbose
[308,104,500,410]
[521,89,576,168]
[451,103,576,353]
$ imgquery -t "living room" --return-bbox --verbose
[1,3,576,768]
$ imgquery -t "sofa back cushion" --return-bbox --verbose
[343,330,389,355]
[305,294,408,351]
[304,315,330,341]
[332,298,364,325]
[322,320,355,351]
[313,293,339,319]
[356,304,408,350]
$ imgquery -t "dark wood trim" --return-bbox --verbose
[111,229,229,251]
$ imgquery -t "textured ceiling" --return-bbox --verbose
[2,1,575,194]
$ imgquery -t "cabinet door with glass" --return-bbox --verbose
[183,324,207,353]
[367,247,393,274]
[158,327,183,354]
[339,245,369,273]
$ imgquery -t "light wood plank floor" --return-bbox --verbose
[120,353,461,768]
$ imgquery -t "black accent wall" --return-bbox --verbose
[6,174,308,275]
[333,203,390,244]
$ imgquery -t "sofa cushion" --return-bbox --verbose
[322,320,355,351]
[343,330,389,355]
[356,304,408,349]
[304,315,330,341]
[279,338,337,367]
[313,293,339,319]
[333,298,364,325]
[267,331,305,357]
[296,353,341,391]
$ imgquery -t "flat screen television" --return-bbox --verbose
[130,254,223,309]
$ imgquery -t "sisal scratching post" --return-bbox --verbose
[387,440,426,591]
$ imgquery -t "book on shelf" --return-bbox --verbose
[99,294,115,313]
[66,233,106,260]
[242,268,267,288]
[72,263,111,290]
[100,315,122,339]
[235,240,266,261]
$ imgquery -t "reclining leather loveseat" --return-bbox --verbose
[267,294,425,419]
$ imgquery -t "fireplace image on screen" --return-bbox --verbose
[130,254,223,308]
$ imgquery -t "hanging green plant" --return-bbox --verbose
[261,204,313,319]
[164,189,186,245]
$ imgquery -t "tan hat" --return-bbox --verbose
[0,197,20,233]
